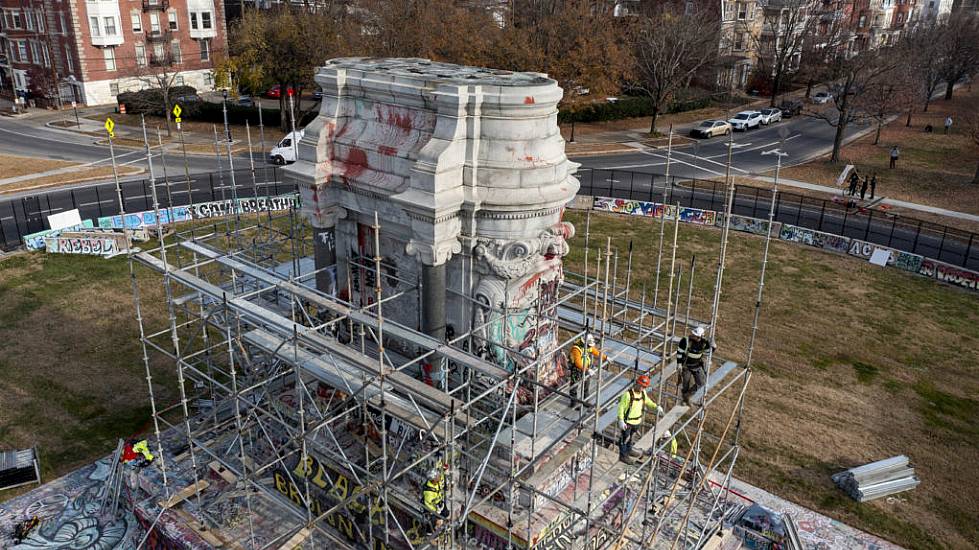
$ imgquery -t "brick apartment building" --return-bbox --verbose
[0,0,225,106]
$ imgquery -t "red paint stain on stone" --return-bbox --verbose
[378,145,397,156]
[344,148,368,178]
[525,156,535,162]
[524,96,535,104]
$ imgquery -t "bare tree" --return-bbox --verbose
[632,5,719,134]
[853,69,906,144]
[937,15,979,100]
[133,42,185,137]
[900,23,944,114]
[754,0,819,106]
[811,47,900,162]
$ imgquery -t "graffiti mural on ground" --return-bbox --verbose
[0,458,143,549]
[919,258,979,291]
[592,197,715,225]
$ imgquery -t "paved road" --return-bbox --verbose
[574,114,869,179]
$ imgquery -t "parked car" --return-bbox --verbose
[779,99,803,117]
[311,88,324,100]
[728,111,762,131]
[759,108,782,125]
[237,95,254,107]
[265,85,295,99]
[690,120,732,138]
[269,129,305,165]
[812,91,833,104]
[174,94,200,104]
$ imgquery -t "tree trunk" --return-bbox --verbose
[649,106,659,135]
[570,120,576,143]
[905,106,913,127]
[973,159,979,185]
[923,93,931,112]
[944,80,954,100]
[770,73,780,107]
[163,94,172,138]
[831,118,847,162]
[805,79,813,99]
[874,120,882,145]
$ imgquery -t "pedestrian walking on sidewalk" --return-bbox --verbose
[870,174,877,199]
[944,116,953,135]
[848,171,860,196]
[860,176,869,200]
[890,146,900,169]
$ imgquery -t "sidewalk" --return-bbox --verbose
[750,175,979,224]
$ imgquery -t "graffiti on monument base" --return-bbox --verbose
[919,259,979,291]
[273,453,426,549]
[592,197,716,226]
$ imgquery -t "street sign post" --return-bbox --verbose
[104,117,115,138]
[173,104,182,130]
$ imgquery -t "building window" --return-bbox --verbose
[89,16,100,36]
[858,15,866,26]
[168,9,177,30]
[25,9,33,31]
[189,12,197,30]
[104,16,116,36]
[897,13,904,23]
[42,43,50,67]
[12,11,22,29]
[35,9,43,32]
[170,40,181,63]
[199,38,209,61]
[104,47,116,71]
[204,72,213,86]
[131,12,142,33]
[175,75,184,86]
[736,2,747,19]
[110,82,119,96]
[135,43,146,66]
[150,12,159,33]
[30,41,40,63]
[201,11,212,29]
[59,14,67,34]
[16,40,27,62]
[735,32,745,51]
[65,44,73,73]
[153,42,164,60]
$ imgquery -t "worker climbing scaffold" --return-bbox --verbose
[567,333,606,408]
[617,375,661,464]
[677,326,716,406]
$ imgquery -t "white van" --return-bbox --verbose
[269,129,305,165]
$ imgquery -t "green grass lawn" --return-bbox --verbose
[563,210,978,549]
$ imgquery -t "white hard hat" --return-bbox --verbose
[427,468,441,479]
[585,333,595,346]
[659,429,672,440]
[692,326,706,338]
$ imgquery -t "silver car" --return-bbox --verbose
[759,108,782,125]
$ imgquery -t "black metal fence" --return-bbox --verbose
[2,166,977,271]
[0,167,293,250]
[577,168,979,271]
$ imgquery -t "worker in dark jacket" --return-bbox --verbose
[677,326,715,406]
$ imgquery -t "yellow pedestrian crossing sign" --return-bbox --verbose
[172,104,182,118]
[104,117,115,138]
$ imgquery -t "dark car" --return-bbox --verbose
[311,88,323,100]
[174,94,201,104]
[779,99,803,118]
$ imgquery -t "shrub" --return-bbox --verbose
[117,85,197,115]
[558,94,714,124]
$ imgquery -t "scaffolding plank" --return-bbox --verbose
[276,527,311,550]
[158,480,209,509]
[244,329,451,439]
[632,361,741,454]
[182,240,509,380]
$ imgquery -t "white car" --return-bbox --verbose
[812,91,833,104]
[759,108,782,125]
[728,111,762,131]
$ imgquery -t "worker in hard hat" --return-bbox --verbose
[568,333,606,407]
[617,375,660,464]
[123,439,155,467]
[422,468,449,533]
[677,325,715,406]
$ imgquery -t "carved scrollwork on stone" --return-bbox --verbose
[474,221,575,280]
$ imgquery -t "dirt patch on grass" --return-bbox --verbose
[0,154,77,179]
[564,210,979,549]
[778,86,979,218]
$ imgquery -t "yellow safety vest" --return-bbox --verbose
[618,389,656,426]
[570,344,593,371]
[133,440,154,462]
[423,478,443,513]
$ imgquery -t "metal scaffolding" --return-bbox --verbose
[124,127,761,550]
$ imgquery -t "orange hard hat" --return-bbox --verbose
[636,375,651,388]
